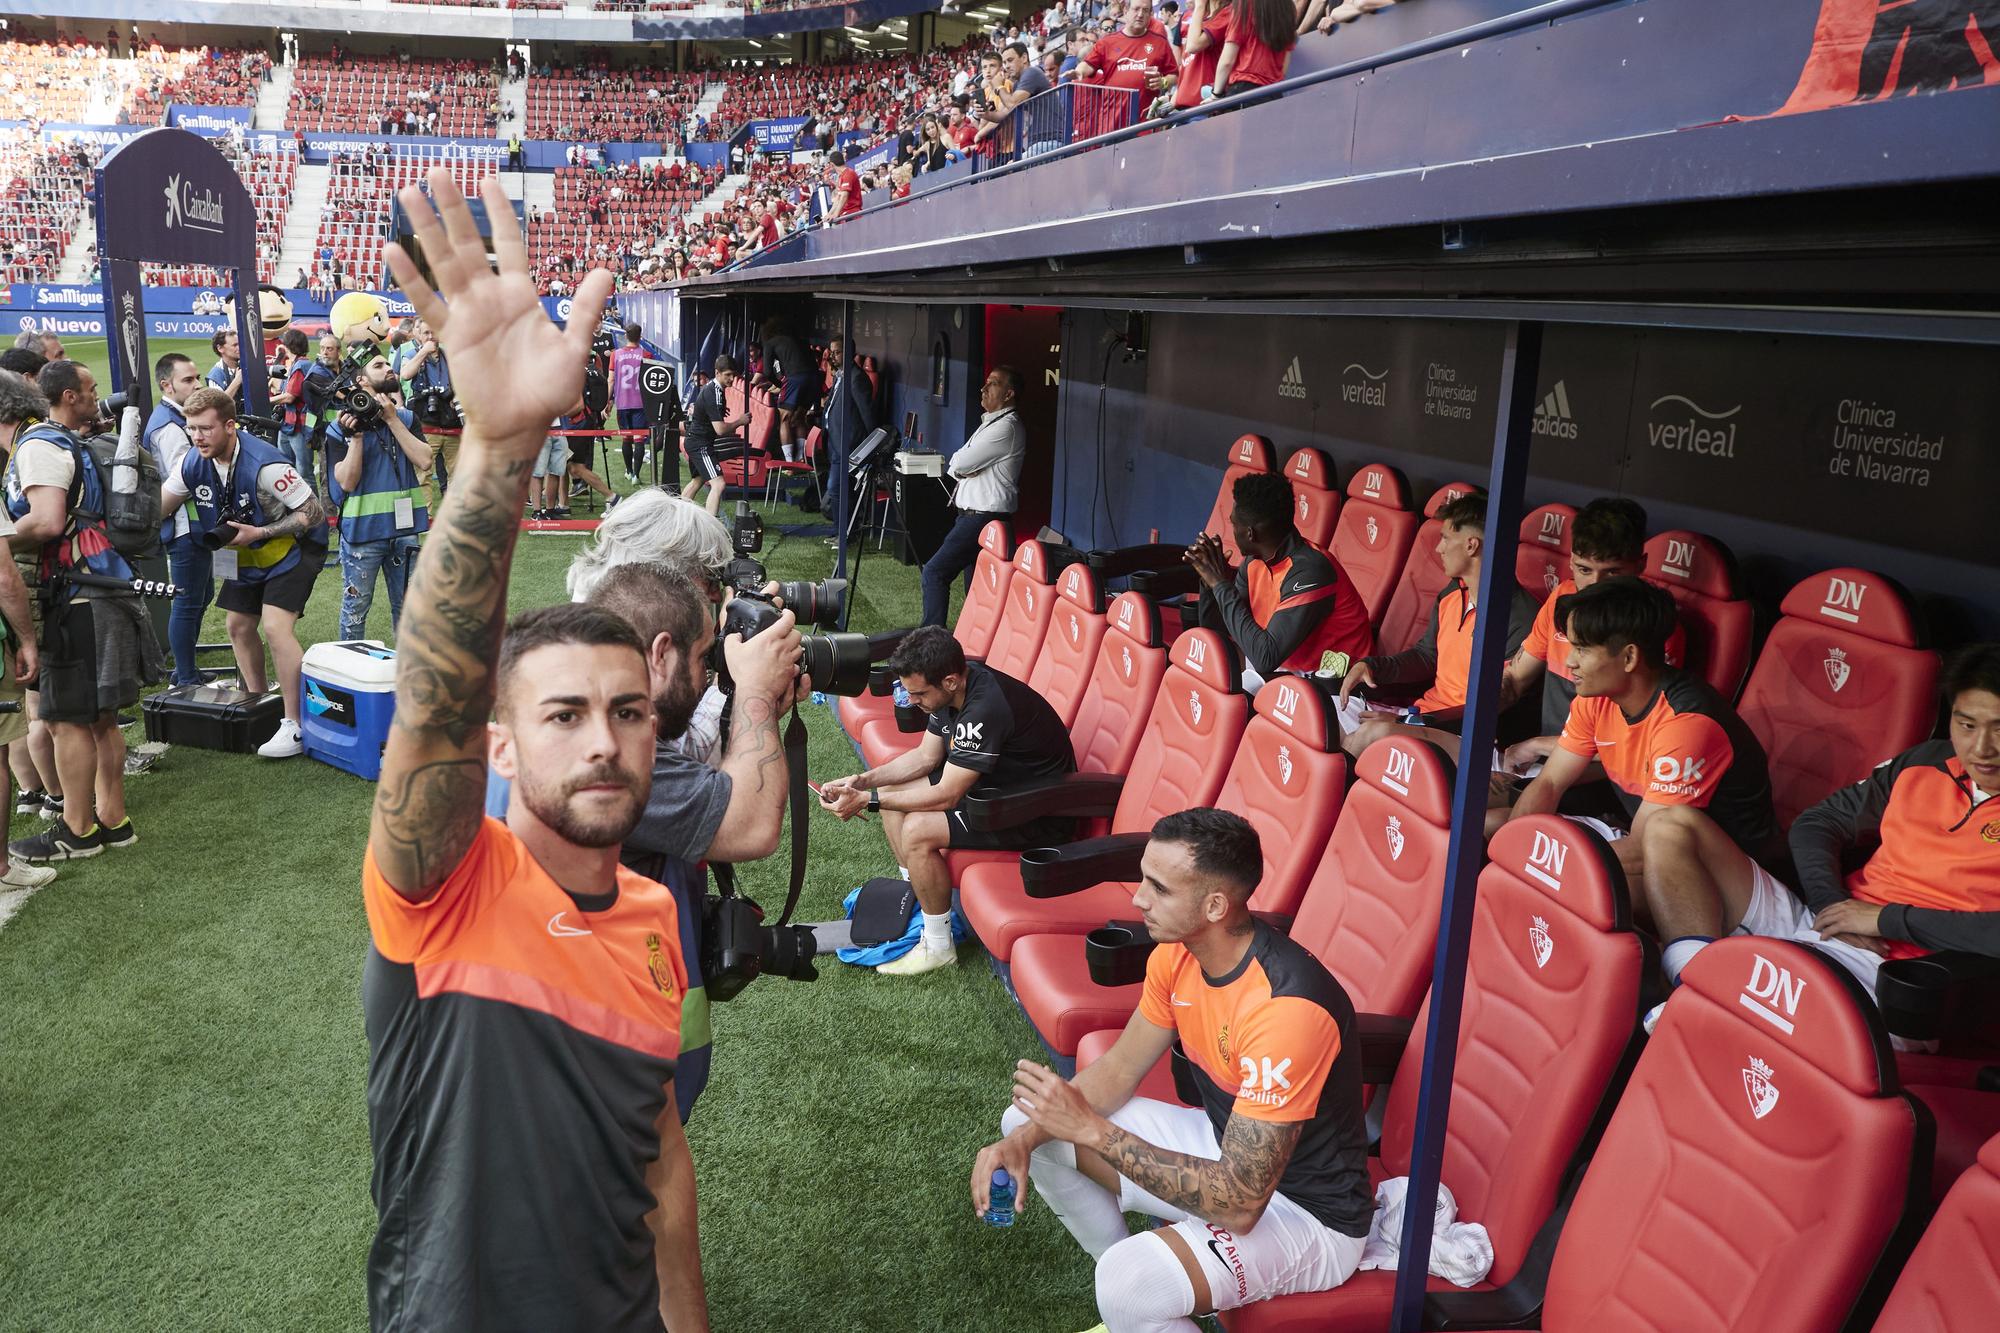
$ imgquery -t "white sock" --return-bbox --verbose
[999,1104,1130,1257]
[1663,935,1714,986]
[921,910,954,954]
[1096,1231,1200,1333]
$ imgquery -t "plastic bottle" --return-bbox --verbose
[893,680,912,709]
[1404,704,1423,727]
[983,1168,1016,1228]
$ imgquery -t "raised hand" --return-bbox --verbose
[381,172,612,449]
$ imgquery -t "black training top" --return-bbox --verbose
[924,660,1076,787]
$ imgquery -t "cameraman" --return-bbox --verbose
[327,349,431,643]
[400,320,457,498]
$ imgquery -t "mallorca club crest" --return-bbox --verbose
[1529,915,1553,969]
[1982,818,2000,845]
[645,932,677,998]
[1823,647,1850,693]
[1742,1056,1779,1121]
[1385,814,1406,861]
[1276,744,1294,787]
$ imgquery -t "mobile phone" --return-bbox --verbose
[808,781,828,802]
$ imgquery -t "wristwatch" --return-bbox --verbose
[867,789,882,813]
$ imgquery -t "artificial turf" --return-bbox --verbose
[0,341,1102,1332]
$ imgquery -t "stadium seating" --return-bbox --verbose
[314,151,495,287]
[1377,480,1484,657]
[1532,937,1926,1332]
[289,55,500,137]
[1025,563,1111,730]
[1208,434,1275,563]
[1644,528,1757,700]
[1283,446,1341,551]
[0,130,90,284]
[1329,463,1420,627]
[1871,1130,2000,1330]
[0,37,110,123]
[1224,816,1648,1331]
[958,629,1248,963]
[525,67,705,142]
[1515,501,1576,602]
[1008,676,1348,1053]
[1736,567,1939,826]
[123,46,269,125]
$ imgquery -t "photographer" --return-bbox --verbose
[327,349,432,643]
[0,370,57,889]
[820,625,1076,977]
[271,329,314,481]
[160,388,328,760]
[682,355,750,519]
[399,320,459,494]
[206,327,244,412]
[145,353,215,687]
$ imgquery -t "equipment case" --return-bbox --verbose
[142,683,286,753]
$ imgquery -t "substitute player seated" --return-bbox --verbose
[972,809,1369,1333]
[1787,644,2000,972]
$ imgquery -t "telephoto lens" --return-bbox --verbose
[776,577,847,629]
[799,629,873,696]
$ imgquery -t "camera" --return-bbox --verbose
[723,502,848,629]
[196,525,238,551]
[701,893,818,1002]
[713,591,873,696]
[414,383,461,430]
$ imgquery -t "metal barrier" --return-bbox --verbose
[1068,82,1148,144]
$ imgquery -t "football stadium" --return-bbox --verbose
[0,1,1997,1330]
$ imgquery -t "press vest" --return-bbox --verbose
[2,419,136,584]
[146,399,199,544]
[180,432,324,583]
[329,410,429,546]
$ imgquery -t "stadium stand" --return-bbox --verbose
[316,149,495,289]
[525,65,706,143]
[0,130,93,284]
[289,54,502,137]
[121,46,270,125]
[0,36,113,123]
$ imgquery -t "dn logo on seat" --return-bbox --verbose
[1523,830,1566,891]
[1661,537,1697,579]
[1380,745,1415,797]
[1185,637,1208,671]
[1537,510,1567,547]
[1739,954,1806,1036]
[1271,683,1300,727]
[1821,576,1868,625]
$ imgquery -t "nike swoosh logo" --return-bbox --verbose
[1170,993,1193,1007]
[547,912,592,937]
[1289,582,1319,593]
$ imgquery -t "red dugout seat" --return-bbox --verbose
[959,629,1248,963]
[1534,938,1927,1333]
[1282,447,1341,552]
[1516,502,1576,602]
[1226,816,1647,1331]
[1644,529,1756,700]
[1009,677,1349,1054]
[1378,481,1484,656]
[1208,434,1276,563]
[1329,463,1419,626]
[1027,563,1111,729]
[1872,1130,2000,1330]
[1736,567,1939,826]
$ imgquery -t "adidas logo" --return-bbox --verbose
[1278,356,1307,400]
[1532,380,1579,440]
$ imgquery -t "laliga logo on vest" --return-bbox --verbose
[1278,358,1307,400]
[1824,647,1850,692]
[1740,953,1806,1036]
[1380,745,1416,797]
[1276,744,1294,787]
[1647,394,1740,458]
[1659,536,1698,580]
[1820,575,1868,625]
[1385,814,1405,861]
[1529,914,1553,969]
[1743,1056,1780,1121]
[1524,829,1566,892]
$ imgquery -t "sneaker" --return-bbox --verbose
[39,793,63,821]
[0,857,57,889]
[550,507,572,520]
[605,494,621,511]
[15,788,45,815]
[569,479,587,498]
[116,712,137,728]
[11,822,104,862]
[257,718,304,759]
[99,817,139,849]
[877,942,957,977]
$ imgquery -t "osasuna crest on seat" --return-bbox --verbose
[1824,646,1849,692]
[1385,814,1405,861]
[1529,914,1553,969]
[1276,744,1293,787]
[1742,1055,1779,1120]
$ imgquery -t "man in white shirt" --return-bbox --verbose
[144,353,213,687]
[921,365,1026,627]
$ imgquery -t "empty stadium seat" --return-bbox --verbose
[1008,677,1349,1054]
[1075,1025,1186,1104]
[1283,447,1342,552]
[958,629,1248,963]
[1026,563,1111,730]
[1736,568,1939,826]
[1209,434,1276,563]
[1329,464,1420,626]
[1225,816,1647,1331]
[1377,481,1484,656]
[1533,938,1927,1333]
[1644,529,1757,700]
[1871,1130,2000,1330]
[1516,502,1577,602]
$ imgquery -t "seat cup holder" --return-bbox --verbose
[1086,922,1155,987]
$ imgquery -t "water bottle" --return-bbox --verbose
[893,680,912,709]
[983,1168,1016,1228]
[810,691,828,707]
[1404,704,1423,727]
[107,405,146,536]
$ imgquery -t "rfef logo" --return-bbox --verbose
[1740,953,1806,1036]
[1820,576,1868,625]
[1524,829,1566,891]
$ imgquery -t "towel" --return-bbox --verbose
[833,885,974,967]
[1357,1177,1495,1288]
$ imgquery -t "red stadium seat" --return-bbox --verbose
[1378,481,1484,656]
[1515,502,1577,602]
[1009,677,1348,1054]
[1905,1083,2000,1207]
[1872,1131,2000,1330]
[1075,1026,1185,1104]
[1736,568,1939,826]
[1027,563,1111,729]
[1534,938,1926,1333]
[1644,529,1756,700]
[1225,816,1647,1331]
[1329,464,1419,626]
[959,629,1248,963]
[1208,434,1276,563]
[1282,447,1341,552]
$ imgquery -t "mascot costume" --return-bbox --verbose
[224,283,295,362]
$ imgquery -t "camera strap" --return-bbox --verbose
[707,701,813,930]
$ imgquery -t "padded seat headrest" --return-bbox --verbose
[1106,592,1162,648]
[1167,629,1241,694]
[1645,530,1740,601]
[1354,735,1455,825]
[1253,676,1338,752]
[1346,462,1411,509]
[1779,567,1923,647]
[1228,433,1275,471]
[1485,815,1628,932]
[1057,562,1102,614]
[1013,539,1055,584]
[1678,938,1895,1097]
[1520,502,1576,553]
[1982,1132,2000,1176]
[1283,447,1335,491]
[1424,481,1483,519]
[977,520,1013,560]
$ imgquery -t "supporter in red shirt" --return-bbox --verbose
[1079,0,1179,134]
[1214,0,1296,97]
[826,150,863,221]
[1174,0,1233,110]
[946,102,979,149]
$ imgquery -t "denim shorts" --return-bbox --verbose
[531,433,569,478]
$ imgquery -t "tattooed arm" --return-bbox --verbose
[367,171,613,902]
[247,492,326,543]
[705,607,805,863]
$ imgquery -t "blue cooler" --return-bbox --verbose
[302,640,397,780]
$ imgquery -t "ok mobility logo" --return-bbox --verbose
[163,174,226,235]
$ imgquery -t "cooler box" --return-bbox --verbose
[302,640,397,780]
[143,683,285,753]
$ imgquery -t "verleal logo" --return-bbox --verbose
[1532,380,1578,440]
[1742,1056,1779,1120]
[1529,915,1553,969]
[1647,394,1740,458]
[1278,357,1307,401]
[1340,363,1388,409]
[1823,647,1849,692]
